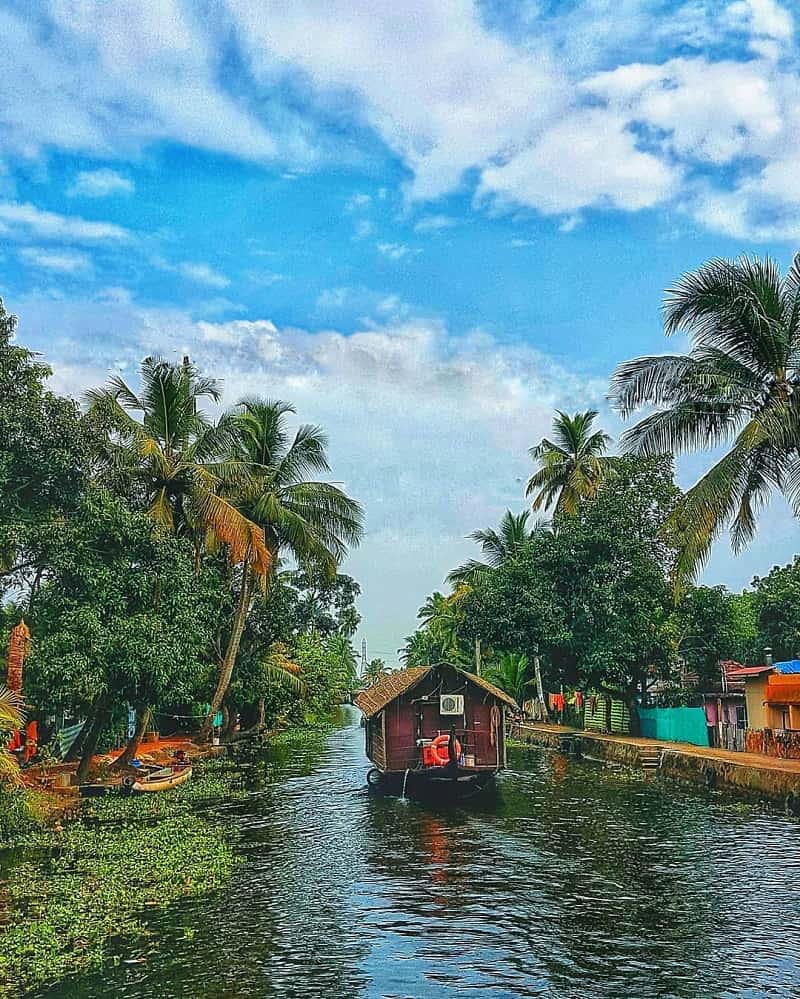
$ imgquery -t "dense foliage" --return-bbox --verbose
[0,304,363,779]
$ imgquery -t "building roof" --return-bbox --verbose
[354,667,429,718]
[725,664,774,678]
[354,665,517,718]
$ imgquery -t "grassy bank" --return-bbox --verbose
[0,762,246,997]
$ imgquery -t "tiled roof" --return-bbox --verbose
[725,664,774,678]
[354,665,517,718]
[775,659,800,674]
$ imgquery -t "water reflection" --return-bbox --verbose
[40,707,800,998]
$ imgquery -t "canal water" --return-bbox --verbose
[46,707,800,998]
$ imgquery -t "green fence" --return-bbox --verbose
[638,707,709,747]
[584,697,631,734]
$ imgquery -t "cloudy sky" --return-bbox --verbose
[3,0,800,660]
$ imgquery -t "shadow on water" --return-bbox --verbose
[38,706,800,998]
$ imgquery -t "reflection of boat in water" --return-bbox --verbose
[354,664,516,800]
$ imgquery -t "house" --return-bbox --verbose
[728,659,800,758]
[354,663,516,797]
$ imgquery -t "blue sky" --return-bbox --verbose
[2,0,800,659]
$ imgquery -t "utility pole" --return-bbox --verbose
[474,636,481,677]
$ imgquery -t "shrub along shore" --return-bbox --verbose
[0,752,249,996]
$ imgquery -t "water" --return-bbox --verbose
[40,707,800,998]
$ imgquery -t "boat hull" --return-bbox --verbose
[132,766,192,793]
[367,765,497,800]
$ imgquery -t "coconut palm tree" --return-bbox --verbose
[527,410,613,515]
[610,254,800,581]
[482,653,532,708]
[199,399,363,737]
[0,686,24,786]
[447,510,549,586]
[86,356,269,575]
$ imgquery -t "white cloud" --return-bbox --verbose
[377,241,413,261]
[177,262,230,289]
[13,291,608,650]
[726,0,793,43]
[0,201,130,243]
[2,1,800,245]
[413,214,457,234]
[234,0,566,201]
[480,109,678,215]
[354,218,373,239]
[19,246,92,274]
[346,192,372,211]
[67,168,134,198]
[153,257,230,288]
[0,4,286,165]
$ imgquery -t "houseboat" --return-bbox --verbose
[354,663,517,799]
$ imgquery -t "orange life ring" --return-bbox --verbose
[430,734,462,766]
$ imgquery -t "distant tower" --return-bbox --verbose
[361,638,368,678]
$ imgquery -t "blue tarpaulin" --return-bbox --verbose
[775,660,800,674]
[638,707,709,747]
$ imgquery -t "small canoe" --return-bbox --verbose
[132,765,192,793]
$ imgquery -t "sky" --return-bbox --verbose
[2,0,800,662]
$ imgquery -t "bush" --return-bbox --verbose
[0,789,45,847]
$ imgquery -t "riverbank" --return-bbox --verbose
[0,758,244,997]
[515,722,800,808]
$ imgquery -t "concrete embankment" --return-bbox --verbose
[515,723,800,812]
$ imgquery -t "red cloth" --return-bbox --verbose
[25,720,38,742]
[8,730,22,752]
[575,691,584,710]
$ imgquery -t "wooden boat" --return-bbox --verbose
[354,663,516,800]
[131,764,192,793]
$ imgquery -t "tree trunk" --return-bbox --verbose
[111,707,151,770]
[76,696,111,783]
[199,570,254,741]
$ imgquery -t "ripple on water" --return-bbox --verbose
[39,707,800,999]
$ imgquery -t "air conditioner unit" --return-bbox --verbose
[439,693,464,715]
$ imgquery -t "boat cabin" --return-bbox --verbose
[354,664,516,776]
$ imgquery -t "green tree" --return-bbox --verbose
[447,510,549,586]
[199,399,363,738]
[611,254,800,583]
[673,585,758,688]
[28,491,215,779]
[460,457,679,700]
[751,557,800,662]
[362,658,389,686]
[0,301,86,593]
[284,567,361,637]
[482,652,532,708]
[86,355,270,574]
[526,410,612,515]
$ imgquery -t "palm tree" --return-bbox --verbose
[610,254,800,581]
[527,410,612,515]
[447,510,549,586]
[86,356,270,575]
[399,629,442,668]
[0,686,24,786]
[199,399,363,737]
[482,653,532,708]
[362,658,389,687]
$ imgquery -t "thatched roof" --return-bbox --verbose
[354,665,517,718]
[355,667,429,718]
